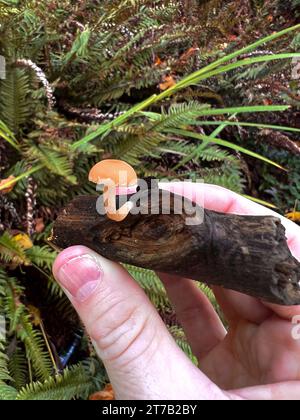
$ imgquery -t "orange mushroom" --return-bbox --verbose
[89,159,138,222]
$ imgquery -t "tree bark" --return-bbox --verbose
[50,189,300,306]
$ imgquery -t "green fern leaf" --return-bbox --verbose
[168,326,197,365]
[125,265,170,310]
[8,346,28,391]
[0,68,31,134]
[146,102,211,131]
[17,314,52,382]
[26,245,57,270]
[16,365,93,400]
[26,143,77,184]
[0,232,29,265]
[0,384,18,400]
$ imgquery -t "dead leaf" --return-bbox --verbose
[89,383,115,400]
[154,56,162,66]
[13,233,34,250]
[228,35,238,42]
[28,305,42,327]
[263,98,273,106]
[179,47,199,62]
[285,212,300,222]
[35,218,45,234]
[159,75,176,91]
[0,175,16,195]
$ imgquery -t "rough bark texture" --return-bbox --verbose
[50,189,300,306]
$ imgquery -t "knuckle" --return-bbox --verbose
[88,293,155,364]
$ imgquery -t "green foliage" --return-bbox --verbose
[0,68,32,134]
[25,143,77,184]
[256,147,300,212]
[0,337,11,385]
[0,384,18,400]
[8,346,28,391]
[0,0,299,400]
[25,245,56,270]
[17,314,53,381]
[126,265,171,310]
[16,365,93,400]
[0,232,29,265]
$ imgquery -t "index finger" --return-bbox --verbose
[159,182,300,320]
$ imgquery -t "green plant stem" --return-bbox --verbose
[168,128,286,170]
[0,165,44,192]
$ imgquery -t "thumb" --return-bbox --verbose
[53,246,226,400]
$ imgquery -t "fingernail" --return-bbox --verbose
[57,254,102,302]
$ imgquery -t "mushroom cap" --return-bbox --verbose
[89,159,138,187]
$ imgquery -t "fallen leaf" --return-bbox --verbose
[28,305,42,327]
[228,35,238,42]
[154,56,162,66]
[0,175,16,195]
[35,218,45,234]
[179,47,199,62]
[285,212,300,222]
[13,233,34,250]
[263,98,273,106]
[159,75,176,91]
[89,383,115,400]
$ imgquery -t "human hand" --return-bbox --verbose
[53,184,300,400]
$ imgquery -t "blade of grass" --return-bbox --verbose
[0,165,44,192]
[196,105,290,117]
[173,118,235,170]
[189,121,300,133]
[168,128,286,170]
[242,194,277,209]
[143,105,290,123]
[71,94,158,150]
[185,53,300,86]
[0,121,20,151]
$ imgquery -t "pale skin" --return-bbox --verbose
[53,184,300,400]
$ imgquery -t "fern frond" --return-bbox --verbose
[199,145,234,162]
[62,28,92,65]
[1,272,52,382]
[146,102,211,131]
[0,269,12,386]
[0,231,29,265]
[0,343,11,384]
[125,265,170,310]
[197,160,245,193]
[0,384,18,400]
[0,68,31,135]
[8,346,28,391]
[26,245,57,270]
[168,325,197,365]
[16,365,93,400]
[105,125,167,165]
[26,143,77,184]
[17,314,52,382]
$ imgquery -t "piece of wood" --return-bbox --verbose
[50,189,300,306]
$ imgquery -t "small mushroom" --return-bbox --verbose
[89,159,138,222]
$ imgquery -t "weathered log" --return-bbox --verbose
[50,189,300,306]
